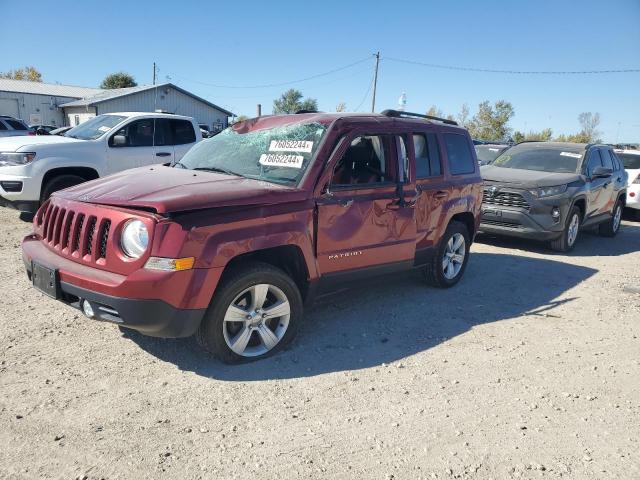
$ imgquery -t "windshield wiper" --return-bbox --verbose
[172,161,188,169]
[193,166,240,177]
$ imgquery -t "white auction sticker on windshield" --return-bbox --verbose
[98,126,111,132]
[560,151,582,159]
[259,153,304,168]
[488,148,500,152]
[269,140,314,153]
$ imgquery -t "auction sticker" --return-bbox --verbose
[269,140,313,153]
[560,151,582,158]
[259,153,304,168]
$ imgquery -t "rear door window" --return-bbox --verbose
[585,150,603,177]
[171,120,196,145]
[443,133,475,175]
[413,133,441,178]
[0,121,7,130]
[154,119,172,146]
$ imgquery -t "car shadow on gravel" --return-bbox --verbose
[121,252,597,380]
[476,220,640,257]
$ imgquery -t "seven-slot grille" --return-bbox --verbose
[37,202,112,261]
[482,188,530,210]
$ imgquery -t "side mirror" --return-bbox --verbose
[36,127,49,135]
[591,166,612,179]
[111,134,127,147]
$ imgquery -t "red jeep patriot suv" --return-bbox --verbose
[22,110,482,363]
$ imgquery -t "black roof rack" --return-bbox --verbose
[295,109,319,114]
[381,109,458,126]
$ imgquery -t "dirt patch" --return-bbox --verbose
[1,207,639,479]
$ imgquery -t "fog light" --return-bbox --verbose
[82,300,95,318]
[551,207,561,220]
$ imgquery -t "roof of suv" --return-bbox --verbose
[102,112,195,121]
[234,112,469,134]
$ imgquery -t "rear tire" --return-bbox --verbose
[196,262,303,364]
[40,174,86,204]
[598,200,623,237]
[424,220,470,288]
[550,206,581,252]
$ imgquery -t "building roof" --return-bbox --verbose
[60,83,234,116]
[0,78,103,98]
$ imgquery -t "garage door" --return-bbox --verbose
[0,98,20,118]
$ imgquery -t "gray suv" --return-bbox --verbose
[480,142,627,252]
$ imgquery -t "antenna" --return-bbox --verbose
[153,62,157,85]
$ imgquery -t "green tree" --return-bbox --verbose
[273,89,318,114]
[513,128,553,143]
[457,103,471,129]
[100,72,137,89]
[335,102,347,113]
[467,100,515,141]
[0,66,42,82]
[426,105,444,117]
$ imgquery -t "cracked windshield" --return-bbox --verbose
[177,121,327,185]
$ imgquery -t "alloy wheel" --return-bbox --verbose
[567,213,580,247]
[613,205,622,232]
[442,233,466,280]
[222,284,291,357]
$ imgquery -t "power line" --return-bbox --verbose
[384,57,640,75]
[354,65,376,112]
[169,56,372,89]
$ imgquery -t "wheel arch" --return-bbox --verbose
[449,211,476,243]
[571,197,587,220]
[41,166,99,190]
[221,245,312,301]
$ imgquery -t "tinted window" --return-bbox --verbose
[600,149,613,170]
[414,133,441,177]
[617,152,640,169]
[332,135,390,185]
[0,121,7,131]
[398,136,408,182]
[154,119,172,146]
[475,145,507,164]
[494,144,583,173]
[585,150,603,177]
[444,133,475,175]
[608,151,621,171]
[6,119,27,130]
[112,119,154,147]
[171,120,196,145]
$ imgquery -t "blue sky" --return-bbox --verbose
[2,0,639,141]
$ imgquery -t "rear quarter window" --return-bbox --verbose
[171,120,196,145]
[443,133,475,175]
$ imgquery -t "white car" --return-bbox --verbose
[0,112,202,213]
[615,149,640,218]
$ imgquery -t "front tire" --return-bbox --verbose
[424,220,470,288]
[40,174,86,204]
[550,206,581,252]
[598,200,623,237]
[196,262,303,364]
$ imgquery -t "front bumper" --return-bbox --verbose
[21,236,220,338]
[479,185,572,241]
[25,260,205,337]
[0,170,40,212]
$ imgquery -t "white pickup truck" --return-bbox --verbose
[0,112,202,213]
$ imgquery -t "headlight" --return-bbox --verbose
[0,152,36,167]
[120,220,149,258]
[530,184,568,198]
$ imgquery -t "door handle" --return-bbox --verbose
[156,152,171,157]
[434,190,449,199]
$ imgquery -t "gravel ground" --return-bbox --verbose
[0,206,639,480]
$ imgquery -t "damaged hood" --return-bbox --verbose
[55,166,307,214]
[481,165,582,188]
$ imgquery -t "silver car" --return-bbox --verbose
[0,116,31,137]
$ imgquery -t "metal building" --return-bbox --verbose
[0,78,101,126]
[0,80,233,131]
[60,83,233,132]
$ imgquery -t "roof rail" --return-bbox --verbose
[295,109,319,114]
[381,109,458,126]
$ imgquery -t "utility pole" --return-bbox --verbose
[153,62,157,85]
[257,104,262,117]
[371,51,380,113]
